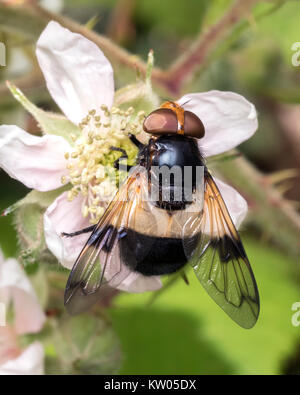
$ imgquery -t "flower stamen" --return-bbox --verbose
[62,104,141,223]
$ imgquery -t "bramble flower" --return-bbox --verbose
[0,21,258,294]
[0,249,46,375]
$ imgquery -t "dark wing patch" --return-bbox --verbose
[183,171,260,329]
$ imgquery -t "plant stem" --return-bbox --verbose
[23,0,261,96]
[162,0,261,94]
[211,153,300,260]
[26,2,166,85]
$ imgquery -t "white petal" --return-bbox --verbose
[117,272,162,293]
[0,342,44,375]
[44,191,90,269]
[0,259,46,335]
[214,177,248,230]
[0,125,70,191]
[36,21,114,125]
[178,91,258,157]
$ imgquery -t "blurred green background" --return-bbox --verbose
[0,0,300,375]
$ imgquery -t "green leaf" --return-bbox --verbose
[110,237,300,374]
[44,314,122,375]
[30,269,49,309]
[14,187,70,210]
[12,186,69,269]
[256,0,300,66]
[7,82,80,145]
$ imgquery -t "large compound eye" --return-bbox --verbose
[143,108,178,135]
[184,110,205,139]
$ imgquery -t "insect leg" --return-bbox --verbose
[129,134,144,149]
[110,146,128,158]
[61,225,96,238]
[110,146,133,172]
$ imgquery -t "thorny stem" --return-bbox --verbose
[161,0,261,94]
[276,104,300,161]
[25,2,166,88]
[24,0,260,96]
[106,0,137,45]
[211,153,300,260]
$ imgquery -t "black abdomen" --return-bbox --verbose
[119,228,199,276]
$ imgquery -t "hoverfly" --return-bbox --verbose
[63,101,260,329]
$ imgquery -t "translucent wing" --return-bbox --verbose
[183,171,260,329]
[64,166,157,314]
